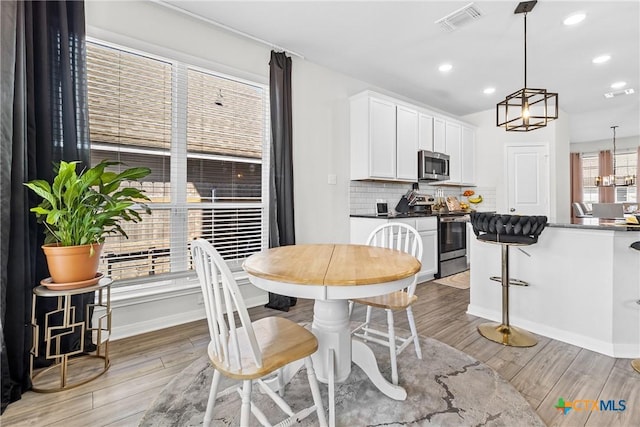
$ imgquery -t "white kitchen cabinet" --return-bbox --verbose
[461,126,475,185]
[433,117,446,153]
[350,216,438,283]
[350,90,474,185]
[415,217,438,278]
[445,121,462,184]
[434,121,476,186]
[396,105,419,180]
[418,112,433,151]
[351,93,418,182]
[368,97,397,179]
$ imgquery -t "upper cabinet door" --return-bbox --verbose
[433,117,446,153]
[445,122,461,183]
[418,113,433,151]
[461,126,475,185]
[369,97,397,179]
[396,106,419,181]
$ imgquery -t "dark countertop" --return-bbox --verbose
[350,213,439,219]
[548,217,640,232]
[350,211,474,220]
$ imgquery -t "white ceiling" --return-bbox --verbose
[162,0,640,143]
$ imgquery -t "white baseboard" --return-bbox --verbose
[111,308,206,341]
[111,294,269,341]
[465,304,635,358]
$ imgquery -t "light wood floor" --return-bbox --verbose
[2,280,639,426]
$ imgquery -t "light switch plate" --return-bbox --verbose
[327,174,337,185]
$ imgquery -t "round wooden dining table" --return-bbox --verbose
[243,243,421,425]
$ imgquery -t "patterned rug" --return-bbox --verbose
[433,270,470,289]
[140,324,543,426]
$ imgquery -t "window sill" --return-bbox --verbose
[109,270,252,307]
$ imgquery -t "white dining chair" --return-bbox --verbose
[349,223,423,385]
[190,239,327,427]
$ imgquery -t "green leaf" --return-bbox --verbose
[114,167,151,182]
[30,206,51,215]
[24,180,56,207]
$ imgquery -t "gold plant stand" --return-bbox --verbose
[30,277,112,392]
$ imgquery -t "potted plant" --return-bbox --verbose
[25,159,151,284]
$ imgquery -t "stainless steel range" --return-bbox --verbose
[436,213,470,278]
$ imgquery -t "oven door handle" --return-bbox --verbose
[440,217,470,223]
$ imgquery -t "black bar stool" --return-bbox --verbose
[631,241,640,373]
[470,213,547,347]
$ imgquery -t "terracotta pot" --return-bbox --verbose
[42,243,104,284]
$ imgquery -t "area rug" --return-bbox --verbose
[140,324,543,426]
[432,270,470,289]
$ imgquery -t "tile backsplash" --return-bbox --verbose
[349,181,496,215]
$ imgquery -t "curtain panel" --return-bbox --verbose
[266,51,296,311]
[569,153,583,218]
[1,0,90,412]
[598,150,614,203]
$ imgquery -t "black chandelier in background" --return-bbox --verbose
[497,1,558,131]
[595,126,636,187]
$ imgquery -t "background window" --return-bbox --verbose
[86,41,269,282]
[613,150,637,203]
[581,153,599,204]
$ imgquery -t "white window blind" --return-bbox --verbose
[581,153,599,203]
[614,150,637,203]
[86,41,269,283]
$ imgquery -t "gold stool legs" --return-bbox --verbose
[478,243,537,347]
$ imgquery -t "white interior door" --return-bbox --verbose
[505,144,550,217]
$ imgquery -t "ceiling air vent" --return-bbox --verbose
[435,2,483,31]
[604,88,635,98]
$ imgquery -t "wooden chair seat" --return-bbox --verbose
[208,317,318,380]
[351,291,417,311]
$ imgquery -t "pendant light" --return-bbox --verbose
[595,126,636,187]
[497,1,558,131]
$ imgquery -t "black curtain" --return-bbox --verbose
[266,51,297,311]
[1,0,90,412]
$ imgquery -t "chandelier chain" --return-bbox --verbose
[524,12,527,88]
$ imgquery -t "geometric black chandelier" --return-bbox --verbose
[595,126,636,187]
[497,1,558,131]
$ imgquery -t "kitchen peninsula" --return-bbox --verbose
[468,219,640,358]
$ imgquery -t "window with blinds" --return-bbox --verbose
[581,153,599,203]
[614,150,637,203]
[86,41,268,283]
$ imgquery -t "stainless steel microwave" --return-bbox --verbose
[418,150,450,181]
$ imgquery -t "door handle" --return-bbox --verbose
[510,208,515,212]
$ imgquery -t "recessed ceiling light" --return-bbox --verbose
[483,87,495,95]
[563,13,586,26]
[611,81,627,89]
[438,63,453,73]
[592,55,611,64]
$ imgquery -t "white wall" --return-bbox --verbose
[462,109,571,222]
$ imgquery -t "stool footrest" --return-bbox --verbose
[478,322,537,347]
[489,276,529,286]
